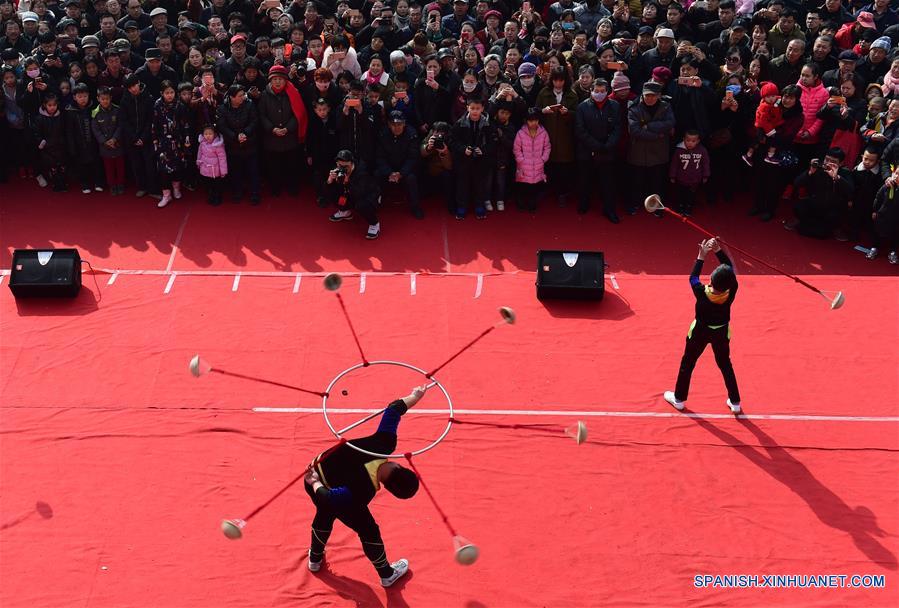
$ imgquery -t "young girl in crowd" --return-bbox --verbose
[513,107,551,212]
[196,124,228,206]
[33,93,67,191]
[152,80,191,208]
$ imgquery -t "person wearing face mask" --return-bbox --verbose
[302,67,343,114]
[513,61,541,116]
[574,77,622,220]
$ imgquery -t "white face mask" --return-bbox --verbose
[27,69,40,78]
[462,81,477,92]
[519,76,535,87]
[591,91,607,102]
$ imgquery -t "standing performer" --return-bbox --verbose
[664,238,742,414]
[303,385,426,586]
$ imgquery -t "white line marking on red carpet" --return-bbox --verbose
[410,273,417,295]
[107,272,118,285]
[360,273,366,293]
[164,273,177,294]
[251,407,899,423]
[475,274,483,298]
[232,274,240,292]
[293,274,302,294]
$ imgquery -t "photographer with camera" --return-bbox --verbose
[376,111,424,219]
[420,121,455,214]
[327,150,382,240]
[784,148,853,238]
[450,95,492,219]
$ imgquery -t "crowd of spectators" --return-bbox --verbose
[1,0,898,258]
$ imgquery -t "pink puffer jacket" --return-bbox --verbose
[796,81,829,144]
[513,125,551,184]
[196,134,228,178]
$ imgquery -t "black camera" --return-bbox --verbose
[433,135,446,150]
[335,166,347,179]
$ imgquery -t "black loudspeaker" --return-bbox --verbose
[9,248,82,298]
[536,249,604,301]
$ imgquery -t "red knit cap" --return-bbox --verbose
[268,64,289,79]
[760,81,779,98]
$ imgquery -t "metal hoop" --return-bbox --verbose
[322,360,454,458]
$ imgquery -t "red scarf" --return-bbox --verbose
[281,81,308,143]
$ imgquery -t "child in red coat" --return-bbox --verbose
[742,82,784,166]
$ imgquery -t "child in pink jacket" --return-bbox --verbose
[513,107,552,212]
[196,125,228,206]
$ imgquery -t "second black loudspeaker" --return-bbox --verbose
[536,250,604,301]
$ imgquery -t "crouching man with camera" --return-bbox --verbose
[327,150,382,240]
[420,122,454,214]
[784,147,853,239]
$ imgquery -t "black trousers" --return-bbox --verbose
[125,142,158,193]
[265,148,299,195]
[673,183,699,213]
[674,322,741,403]
[577,158,615,214]
[304,482,394,578]
[379,173,420,209]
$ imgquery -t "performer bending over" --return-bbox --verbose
[304,385,427,586]
[665,238,742,414]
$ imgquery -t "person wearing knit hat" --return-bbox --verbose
[651,66,672,86]
[742,82,784,167]
[611,72,630,92]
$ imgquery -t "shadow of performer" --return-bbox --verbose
[689,415,897,570]
[316,568,413,608]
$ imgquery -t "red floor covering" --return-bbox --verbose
[1,179,898,607]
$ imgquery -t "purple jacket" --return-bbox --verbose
[196,134,228,178]
[513,125,551,184]
[669,142,710,186]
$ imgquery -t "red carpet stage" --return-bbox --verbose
[1,179,897,607]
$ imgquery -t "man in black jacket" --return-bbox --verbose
[134,47,177,100]
[304,384,426,586]
[118,74,158,197]
[785,148,854,238]
[574,78,621,221]
[450,96,492,219]
[65,83,101,194]
[376,111,423,219]
[327,150,382,240]
[665,237,742,414]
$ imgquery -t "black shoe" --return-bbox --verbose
[748,206,761,216]
[250,195,260,206]
[604,212,620,224]
[411,206,424,220]
[577,204,589,215]
[317,196,328,208]
[626,206,638,216]
[682,208,692,218]
[783,219,799,231]
[760,212,773,222]
[654,210,664,218]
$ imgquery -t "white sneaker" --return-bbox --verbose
[366,222,381,240]
[307,551,323,573]
[380,559,409,587]
[727,399,742,414]
[496,200,505,211]
[329,209,353,222]
[485,201,494,212]
[866,247,879,260]
[81,187,92,194]
[36,175,48,188]
[157,192,172,208]
[94,186,104,192]
[889,251,898,265]
[664,391,685,411]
